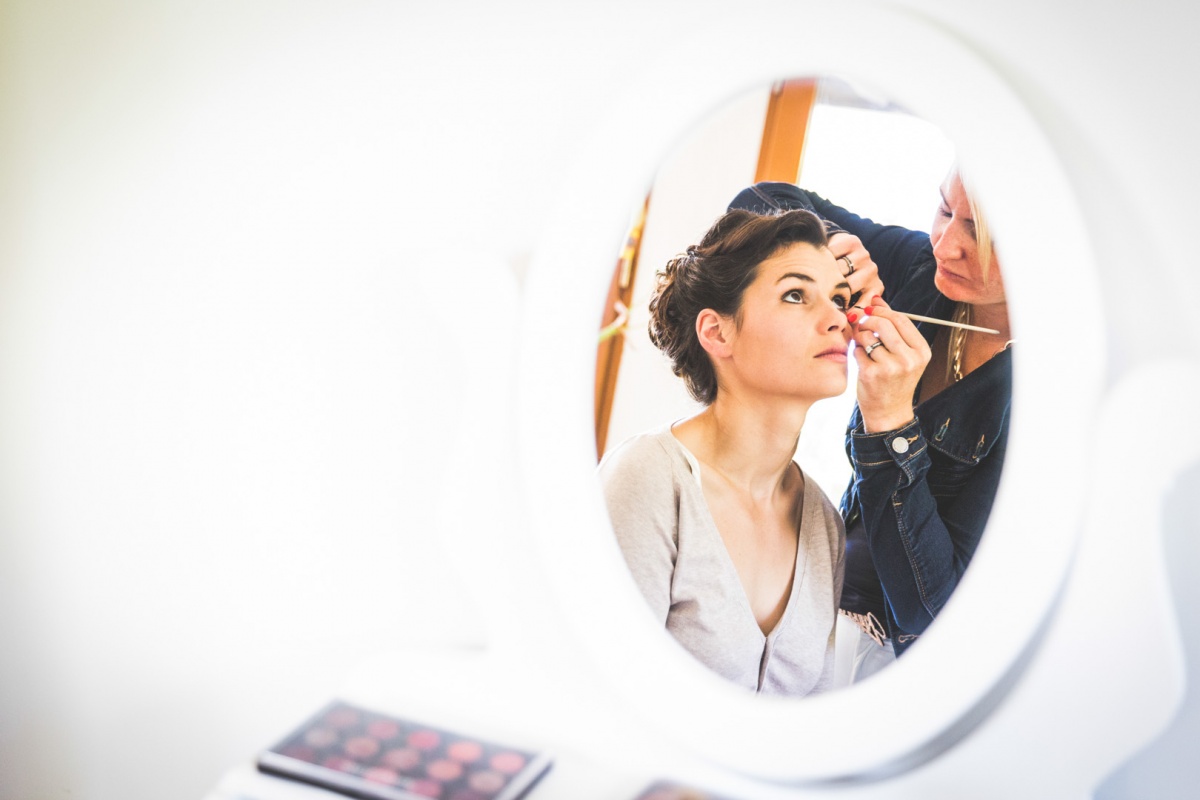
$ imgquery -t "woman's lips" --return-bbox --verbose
[816,347,848,363]
[936,262,967,282]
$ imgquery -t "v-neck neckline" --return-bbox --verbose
[667,431,810,641]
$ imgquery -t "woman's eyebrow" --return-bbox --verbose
[776,272,850,293]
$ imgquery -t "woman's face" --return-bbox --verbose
[930,172,1007,306]
[722,242,852,402]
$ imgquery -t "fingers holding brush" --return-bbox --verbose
[848,296,931,433]
[828,232,885,306]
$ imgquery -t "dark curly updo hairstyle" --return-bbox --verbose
[648,208,828,405]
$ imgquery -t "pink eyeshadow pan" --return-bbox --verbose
[447,740,484,763]
[468,770,506,793]
[367,720,401,740]
[382,747,421,771]
[407,730,441,750]
[489,752,527,775]
[344,736,381,759]
[426,758,465,781]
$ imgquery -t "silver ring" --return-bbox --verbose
[839,255,855,276]
[864,340,884,356]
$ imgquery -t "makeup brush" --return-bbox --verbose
[894,311,1000,334]
[853,306,1000,335]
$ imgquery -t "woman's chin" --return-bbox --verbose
[808,374,848,402]
[933,269,978,303]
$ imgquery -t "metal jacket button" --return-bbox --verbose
[891,436,910,454]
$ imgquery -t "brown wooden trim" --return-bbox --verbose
[755,78,819,183]
[593,80,816,458]
[594,194,650,458]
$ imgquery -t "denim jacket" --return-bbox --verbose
[728,183,1012,656]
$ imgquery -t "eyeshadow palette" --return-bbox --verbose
[257,700,552,800]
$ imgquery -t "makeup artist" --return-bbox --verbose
[729,167,1013,681]
[598,208,849,696]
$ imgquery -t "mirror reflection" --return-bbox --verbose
[594,76,1011,696]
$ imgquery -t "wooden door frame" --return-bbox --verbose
[592,78,819,458]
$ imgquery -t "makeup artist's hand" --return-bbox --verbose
[828,232,885,305]
[848,295,931,434]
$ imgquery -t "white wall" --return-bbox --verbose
[602,88,763,465]
[0,1,1196,799]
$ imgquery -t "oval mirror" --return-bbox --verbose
[518,5,1103,784]
[594,73,959,694]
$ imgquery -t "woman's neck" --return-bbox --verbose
[933,299,1012,390]
[970,300,1011,341]
[673,395,808,498]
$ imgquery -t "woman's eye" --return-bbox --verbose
[833,295,850,310]
[783,289,805,304]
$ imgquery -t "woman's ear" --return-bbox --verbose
[696,308,734,359]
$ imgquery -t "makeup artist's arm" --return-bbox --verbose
[728,182,883,301]
[596,438,679,623]
[849,421,1003,636]
[847,300,1001,636]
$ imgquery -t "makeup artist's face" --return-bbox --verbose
[930,172,1007,307]
[723,242,852,402]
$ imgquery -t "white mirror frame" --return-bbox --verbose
[517,4,1104,784]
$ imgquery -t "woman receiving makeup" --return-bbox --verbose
[598,208,850,696]
[729,167,1013,681]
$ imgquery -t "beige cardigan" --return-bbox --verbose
[598,426,846,696]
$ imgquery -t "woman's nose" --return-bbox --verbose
[825,301,849,332]
[933,220,968,262]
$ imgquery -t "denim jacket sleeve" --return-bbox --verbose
[847,374,1009,637]
[850,420,950,634]
[728,183,933,291]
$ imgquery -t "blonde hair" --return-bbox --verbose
[945,167,999,383]
[955,167,995,280]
